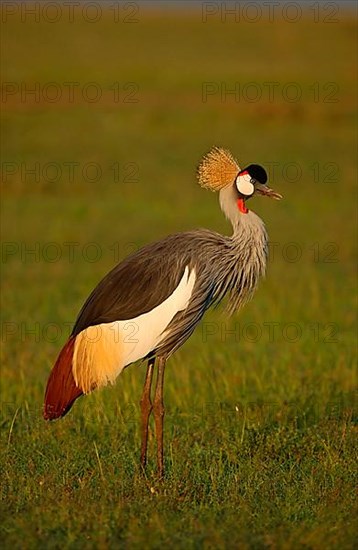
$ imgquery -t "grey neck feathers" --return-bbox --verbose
[219,185,267,241]
[217,185,268,314]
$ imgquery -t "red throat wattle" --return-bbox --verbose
[237,198,249,214]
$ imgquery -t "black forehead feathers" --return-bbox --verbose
[244,164,268,184]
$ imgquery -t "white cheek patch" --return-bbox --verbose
[235,174,254,196]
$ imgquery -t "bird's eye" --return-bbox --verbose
[250,178,256,184]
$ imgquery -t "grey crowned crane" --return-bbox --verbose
[44,147,282,477]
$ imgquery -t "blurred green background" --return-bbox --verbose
[1,2,357,548]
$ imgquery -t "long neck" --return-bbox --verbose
[219,185,267,240]
[219,184,243,233]
[217,185,268,313]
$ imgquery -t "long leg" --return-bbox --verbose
[153,356,166,478]
[140,357,155,469]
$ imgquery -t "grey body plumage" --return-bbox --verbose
[73,186,268,361]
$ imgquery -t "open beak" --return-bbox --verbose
[256,183,282,200]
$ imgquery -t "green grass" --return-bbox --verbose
[1,6,357,549]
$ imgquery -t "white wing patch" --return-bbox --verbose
[73,266,196,392]
[116,265,196,366]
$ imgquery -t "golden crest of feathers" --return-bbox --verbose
[197,147,241,192]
